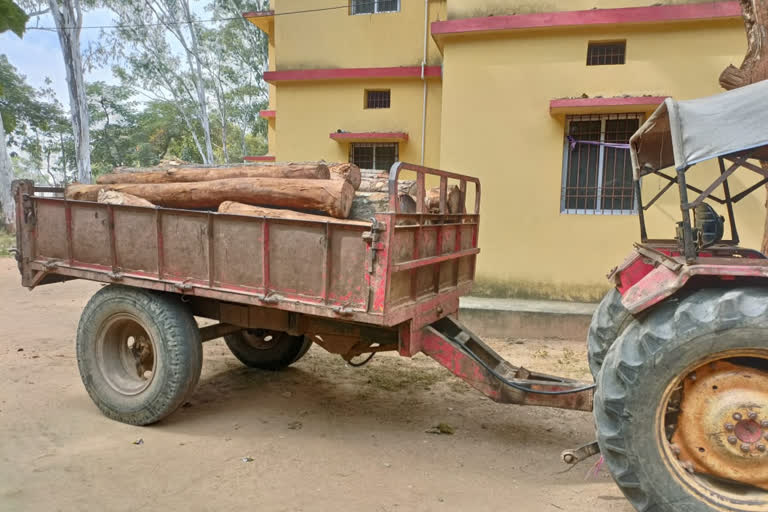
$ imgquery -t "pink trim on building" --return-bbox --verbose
[550,96,667,110]
[264,66,442,83]
[431,2,740,37]
[259,110,276,119]
[330,132,409,143]
[243,155,277,162]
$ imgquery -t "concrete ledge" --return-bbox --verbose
[458,297,596,340]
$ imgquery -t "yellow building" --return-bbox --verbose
[245,1,766,301]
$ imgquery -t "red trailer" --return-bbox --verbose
[11,162,594,428]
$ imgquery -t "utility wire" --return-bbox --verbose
[27,1,381,31]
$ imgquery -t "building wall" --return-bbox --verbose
[446,0,735,19]
[439,18,765,300]
[273,0,446,70]
[274,79,442,166]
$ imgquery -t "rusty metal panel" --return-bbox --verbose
[161,214,209,280]
[415,227,438,298]
[35,201,67,260]
[269,222,324,298]
[328,227,367,306]
[212,216,263,289]
[71,204,111,266]
[113,208,158,273]
[439,226,457,290]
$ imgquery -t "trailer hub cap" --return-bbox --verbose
[670,360,768,490]
[96,314,156,396]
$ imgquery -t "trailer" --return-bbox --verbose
[11,162,594,428]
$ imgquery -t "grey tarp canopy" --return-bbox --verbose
[630,79,768,179]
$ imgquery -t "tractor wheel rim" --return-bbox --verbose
[659,349,768,510]
[241,329,282,350]
[96,313,156,396]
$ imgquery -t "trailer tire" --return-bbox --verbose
[225,330,312,370]
[587,288,633,379]
[594,288,768,512]
[76,285,202,426]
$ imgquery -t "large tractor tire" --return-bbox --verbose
[224,329,312,370]
[76,286,203,425]
[594,288,768,511]
[587,288,633,379]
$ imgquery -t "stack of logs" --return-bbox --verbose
[64,162,463,223]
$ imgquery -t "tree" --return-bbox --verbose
[0,0,29,37]
[720,0,768,254]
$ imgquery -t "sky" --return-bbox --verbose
[0,8,119,103]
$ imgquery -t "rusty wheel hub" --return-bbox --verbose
[670,360,768,490]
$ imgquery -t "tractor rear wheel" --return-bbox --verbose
[587,288,633,379]
[594,288,768,511]
[224,329,312,370]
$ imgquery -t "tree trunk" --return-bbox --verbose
[48,0,91,184]
[219,201,370,226]
[97,190,155,207]
[66,178,355,218]
[328,163,362,190]
[97,164,331,184]
[425,185,462,214]
[721,0,768,254]
[0,114,14,228]
[349,192,417,221]
[357,173,418,195]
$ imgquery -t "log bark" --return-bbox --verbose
[328,163,362,190]
[425,185,462,214]
[97,164,330,184]
[349,192,417,221]
[357,173,418,195]
[66,178,355,218]
[218,201,370,226]
[97,190,155,207]
[721,0,768,254]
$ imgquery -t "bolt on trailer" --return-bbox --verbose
[12,162,594,428]
[588,79,768,512]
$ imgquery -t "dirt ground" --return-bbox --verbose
[0,259,632,512]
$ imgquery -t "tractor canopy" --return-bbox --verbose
[630,79,768,178]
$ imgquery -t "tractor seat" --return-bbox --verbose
[693,203,724,248]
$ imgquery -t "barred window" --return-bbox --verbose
[366,90,391,109]
[587,41,626,66]
[351,0,400,15]
[350,143,398,170]
[561,114,640,215]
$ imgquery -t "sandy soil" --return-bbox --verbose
[0,259,632,512]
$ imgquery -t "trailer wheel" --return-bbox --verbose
[76,285,202,426]
[224,329,312,370]
[587,288,633,379]
[595,288,768,512]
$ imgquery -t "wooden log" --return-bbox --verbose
[425,185,462,214]
[66,178,355,218]
[358,175,417,195]
[97,190,155,207]
[97,163,330,184]
[349,192,417,221]
[328,163,362,190]
[218,201,370,226]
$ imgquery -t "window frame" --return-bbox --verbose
[349,142,399,170]
[560,113,642,216]
[350,0,400,15]
[586,40,627,66]
[364,89,391,109]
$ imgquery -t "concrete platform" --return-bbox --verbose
[458,297,597,340]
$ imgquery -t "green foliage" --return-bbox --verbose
[0,0,29,38]
[0,227,14,257]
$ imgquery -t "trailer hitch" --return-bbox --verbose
[561,441,600,465]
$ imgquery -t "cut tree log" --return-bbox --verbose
[358,173,417,195]
[66,178,355,218]
[349,192,417,221]
[218,201,370,226]
[328,163,362,190]
[97,163,330,184]
[425,185,462,214]
[97,190,155,207]
[721,0,768,255]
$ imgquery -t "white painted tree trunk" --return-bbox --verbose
[0,114,15,227]
[48,0,91,183]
